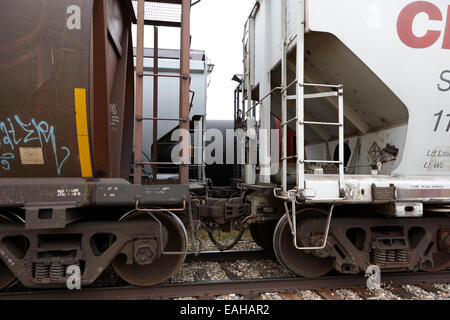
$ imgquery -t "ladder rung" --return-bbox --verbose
[138,117,187,122]
[302,121,342,127]
[138,73,188,79]
[286,95,296,100]
[304,92,338,99]
[303,160,342,164]
[301,83,343,89]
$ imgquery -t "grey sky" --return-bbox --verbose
[132,0,256,120]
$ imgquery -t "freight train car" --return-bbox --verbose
[0,0,192,289]
[236,0,450,277]
[0,0,449,291]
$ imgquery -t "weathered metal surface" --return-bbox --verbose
[0,178,188,207]
[295,174,450,203]
[0,214,20,290]
[0,178,92,207]
[295,215,450,274]
[0,220,164,288]
[371,184,396,201]
[178,0,191,184]
[0,0,93,178]
[92,0,135,179]
[93,182,189,206]
[133,0,145,184]
[92,0,110,178]
[0,0,135,179]
[24,206,82,230]
[106,0,135,180]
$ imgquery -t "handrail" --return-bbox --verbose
[243,79,298,117]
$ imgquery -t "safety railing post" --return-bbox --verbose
[338,86,345,189]
[179,0,191,184]
[281,0,288,193]
[133,0,145,185]
[296,0,306,192]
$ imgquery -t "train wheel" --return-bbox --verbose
[0,212,24,290]
[273,208,333,278]
[249,222,277,251]
[112,211,187,287]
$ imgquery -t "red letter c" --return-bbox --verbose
[397,1,442,49]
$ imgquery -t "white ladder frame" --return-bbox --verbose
[279,0,345,197]
[277,0,344,250]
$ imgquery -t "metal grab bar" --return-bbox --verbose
[291,204,335,250]
[281,79,298,94]
[243,87,282,116]
[282,117,298,126]
[243,79,299,117]
[274,188,336,251]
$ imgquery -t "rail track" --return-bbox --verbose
[0,271,448,300]
[185,249,275,263]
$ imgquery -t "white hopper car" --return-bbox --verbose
[238,0,450,277]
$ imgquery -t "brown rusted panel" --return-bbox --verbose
[91,0,135,179]
[92,0,111,178]
[120,30,135,179]
[0,0,93,178]
[1,0,143,180]
[371,183,396,201]
[134,0,145,184]
[178,0,191,184]
[0,220,162,288]
[106,0,135,179]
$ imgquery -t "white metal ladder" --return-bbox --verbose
[241,9,258,185]
[298,83,345,194]
[279,0,345,198]
[276,0,343,251]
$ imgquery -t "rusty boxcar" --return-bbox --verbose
[0,0,191,289]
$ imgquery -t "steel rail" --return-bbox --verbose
[185,249,275,263]
[1,272,448,300]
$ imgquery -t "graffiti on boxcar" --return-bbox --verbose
[0,116,71,175]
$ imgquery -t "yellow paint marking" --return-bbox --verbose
[74,88,93,178]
